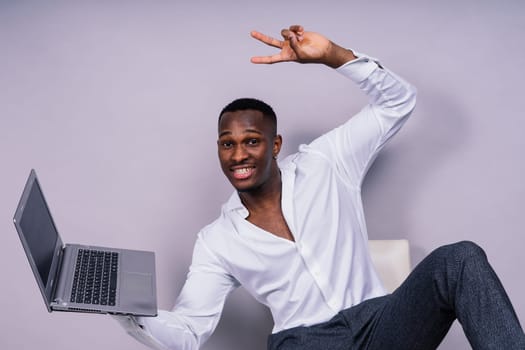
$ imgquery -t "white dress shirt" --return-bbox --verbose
[129,52,417,350]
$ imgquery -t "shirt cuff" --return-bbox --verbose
[335,50,380,83]
[111,315,169,350]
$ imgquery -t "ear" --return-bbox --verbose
[273,134,283,157]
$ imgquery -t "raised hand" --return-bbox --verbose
[250,25,356,68]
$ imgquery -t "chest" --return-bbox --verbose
[247,208,294,241]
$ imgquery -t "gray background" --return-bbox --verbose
[1,1,524,349]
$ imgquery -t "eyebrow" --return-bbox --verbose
[218,129,263,138]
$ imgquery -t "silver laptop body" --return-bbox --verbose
[13,169,157,317]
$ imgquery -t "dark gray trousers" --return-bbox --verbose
[268,241,525,350]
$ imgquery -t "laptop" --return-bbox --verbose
[13,169,157,317]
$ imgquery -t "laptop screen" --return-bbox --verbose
[17,174,58,288]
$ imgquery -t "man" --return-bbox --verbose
[116,25,525,349]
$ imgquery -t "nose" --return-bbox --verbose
[232,144,248,163]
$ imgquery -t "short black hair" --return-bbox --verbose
[219,98,277,135]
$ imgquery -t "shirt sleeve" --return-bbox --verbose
[306,51,417,188]
[133,234,240,350]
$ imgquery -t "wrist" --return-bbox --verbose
[324,42,357,69]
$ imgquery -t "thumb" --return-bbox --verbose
[281,29,301,53]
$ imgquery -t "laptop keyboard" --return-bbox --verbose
[70,249,119,306]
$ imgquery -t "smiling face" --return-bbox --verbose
[217,109,282,193]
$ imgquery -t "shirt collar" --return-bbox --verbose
[224,191,245,213]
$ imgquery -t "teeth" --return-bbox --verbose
[234,168,250,174]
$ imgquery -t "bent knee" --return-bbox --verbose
[437,240,486,261]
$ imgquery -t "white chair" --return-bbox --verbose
[368,239,411,293]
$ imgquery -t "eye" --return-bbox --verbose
[221,141,233,149]
[246,138,259,146]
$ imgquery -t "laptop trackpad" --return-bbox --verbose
[121,272,154,303]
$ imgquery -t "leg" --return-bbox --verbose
[269,241,525,350]
[267,315,354,350]
[346,241,525,349]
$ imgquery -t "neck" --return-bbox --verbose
[238,170,282,213]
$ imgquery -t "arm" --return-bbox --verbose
[114,235,239,350]
[307,53,417,187]
[251,25,416,187]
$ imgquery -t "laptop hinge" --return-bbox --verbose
[51,245,69,305]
